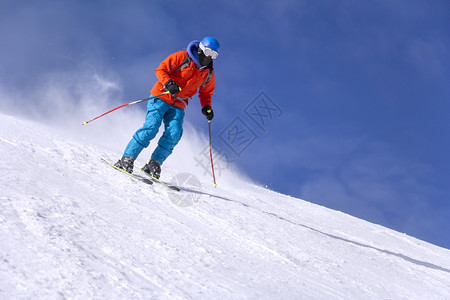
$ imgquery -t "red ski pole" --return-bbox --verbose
[208,120,217,187]
[82,91,170,126]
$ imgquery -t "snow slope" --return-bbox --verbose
[1,112,449,299]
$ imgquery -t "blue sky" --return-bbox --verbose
[1,0,449,248]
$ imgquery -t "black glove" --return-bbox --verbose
[164,80,180,95]
[202,105,214,121]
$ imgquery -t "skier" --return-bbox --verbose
[114,37,220,179]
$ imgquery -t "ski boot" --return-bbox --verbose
[114,156,135,173]
[142,159,161,179]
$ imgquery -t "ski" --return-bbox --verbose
[100,157,153,185]
[136,167,180,192]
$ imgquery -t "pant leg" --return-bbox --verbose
[123,98,169,158]
[151,105,185,164]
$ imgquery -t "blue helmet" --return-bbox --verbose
[200,37,220,52]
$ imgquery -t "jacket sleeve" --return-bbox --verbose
[198,71,215,108]
[154,51,186,85]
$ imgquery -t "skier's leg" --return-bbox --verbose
[150,106,185,164]
[123,98,169,158]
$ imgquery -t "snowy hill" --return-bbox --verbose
[1,112,449,299]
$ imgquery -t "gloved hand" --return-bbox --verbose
[202,105,214,121]
[163,80,181,95]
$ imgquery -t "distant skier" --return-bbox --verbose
[115,37,219,178]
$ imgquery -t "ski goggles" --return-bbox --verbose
[199,42,219,59]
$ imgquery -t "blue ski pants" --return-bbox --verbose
[123,97,185,164]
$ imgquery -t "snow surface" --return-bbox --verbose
[1,112,449,299]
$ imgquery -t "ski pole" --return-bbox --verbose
[82,91,170,126]
[208,120,217,187]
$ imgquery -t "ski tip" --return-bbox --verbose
[82,121,88,126]
[169,185,181,192]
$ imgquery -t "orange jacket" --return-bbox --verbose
[150,50,215,109]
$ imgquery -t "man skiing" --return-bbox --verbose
[114,37,220,179]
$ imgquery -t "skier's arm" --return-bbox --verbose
[198,71,215,108]
[154,52,186,85]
